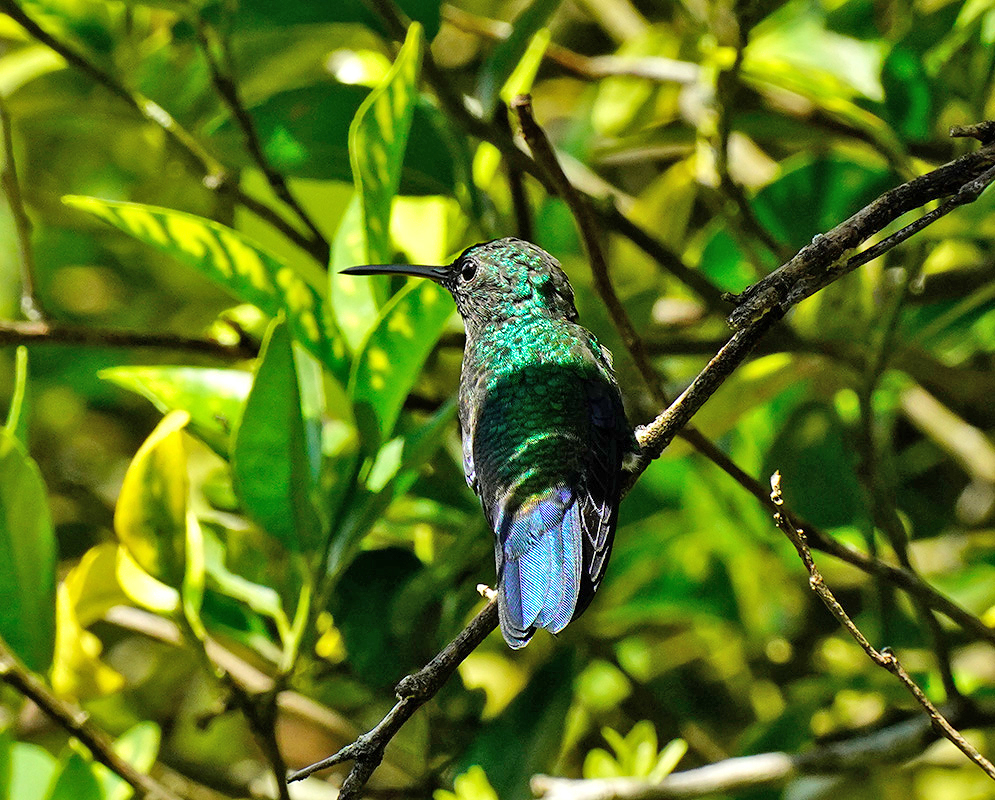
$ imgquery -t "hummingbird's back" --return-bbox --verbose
[453,241,633,647]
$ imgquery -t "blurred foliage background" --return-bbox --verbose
[0,0,994,798]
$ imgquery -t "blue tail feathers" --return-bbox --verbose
[495,486,583,649]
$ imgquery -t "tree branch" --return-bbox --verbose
[0,636,185,800]
[0,319,257,359]
[725,143,995,328]
[287,599,499,796]
[769,471,995,782]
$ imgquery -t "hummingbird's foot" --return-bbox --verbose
[476,584,497,601]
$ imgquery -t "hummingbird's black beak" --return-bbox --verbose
[339,264,448,282]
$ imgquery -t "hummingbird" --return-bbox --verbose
[342,238,635,648]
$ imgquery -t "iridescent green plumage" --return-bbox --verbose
[343,238,635,648]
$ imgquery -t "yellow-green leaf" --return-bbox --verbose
[51,544,126,698]
[114,410,190,587]
[349,23,424,265]
[62,196,346,376]
[350,278,454,447]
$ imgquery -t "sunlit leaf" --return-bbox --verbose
[95,723,160,800]
[114,410,190,587]
[350,279,454,446]
[330,196,384,354]
[348,22,423,264]
[62,196,345,375]
[0,428,56,672]
[10,743,56,800]
[434,765,500,800]
[100,366,252,457]
[232,320,321,554]
[51,544,127,698]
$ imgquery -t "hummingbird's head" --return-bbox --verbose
[341,238,580,335]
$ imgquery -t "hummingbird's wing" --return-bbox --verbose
[571,374,628,620]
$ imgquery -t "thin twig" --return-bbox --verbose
[726,150,995,328]
[0,97,44,320]
[512,94,668,407]
[287,600,499,796]
[0,319,257,359]
[364,0,729,311]
[0,0,323,262]
[770,471,995,782]
[0,637,184,800]
[196,22,330,264]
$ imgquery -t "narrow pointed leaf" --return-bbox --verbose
[0,429,56,672]
[349,23,424,265]
[232,320,321,554]
[114,410,190,587]
[62,196,346,376]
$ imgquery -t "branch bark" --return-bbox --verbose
[0,636,185,800]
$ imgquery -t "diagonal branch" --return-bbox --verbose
[769,471,995,782]
[287,599,499,797]
[0,636,185,800]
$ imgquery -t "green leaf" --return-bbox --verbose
[47,753,102,800]
[232,320,321,554]
[114,411,190,587]
[62,196,345,375]
[329,547,423,688]
[203,527,289,637]
[95,723,160,800]
[10,744,57,800]
[327,399,456,574]
[762,401,867,529]
[350,279,455,447]
[206,84,457,194]
[348,23,424,264]
[0,428,56,672]
[330,196,384,354]
[476,0,560,115]
[5,346,29,446]
[750,155,897,251]
[100,366,252,457]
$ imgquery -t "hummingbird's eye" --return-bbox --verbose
[460,261,477,282]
